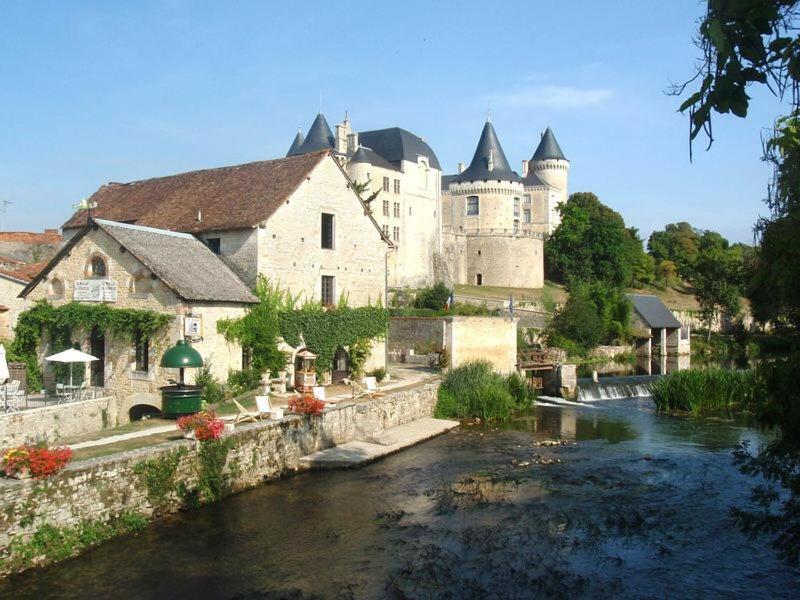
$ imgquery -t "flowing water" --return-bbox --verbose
[3,399,798,599]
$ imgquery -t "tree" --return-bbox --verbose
[647,222,702,279]
[692,238,743,339]
[545,192,649,288]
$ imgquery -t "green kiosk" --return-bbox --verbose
[159,339,204,419]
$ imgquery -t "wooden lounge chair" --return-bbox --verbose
[232,399,259,425]
[363,376,385,398]
[346,378,383,400]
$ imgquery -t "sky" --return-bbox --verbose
[0,1,791,244]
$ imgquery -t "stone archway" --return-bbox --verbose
[118,392,162,425]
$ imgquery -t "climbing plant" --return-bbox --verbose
[9,301,173,390]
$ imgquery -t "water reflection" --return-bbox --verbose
[578,354,693,378]
[501,406,637,444]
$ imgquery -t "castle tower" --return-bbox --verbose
[527,127,569,232]
[286,129,305,157]
[446,120,543,288]
[288,113,335,155]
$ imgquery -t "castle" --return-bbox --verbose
[289,114,569,290]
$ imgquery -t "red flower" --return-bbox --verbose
[288,394,325,416]
[176,410,225,441]
[2,444,72,478]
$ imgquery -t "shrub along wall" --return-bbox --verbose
[0,382,440,576]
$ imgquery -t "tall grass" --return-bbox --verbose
[434,361,536,421]
[650,367,758,415]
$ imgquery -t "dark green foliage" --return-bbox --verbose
[388,303,493,317]
[647,222,702,279]
[132,448,187,513]
[195,364,225,405]
[650,367,757,414]
[547,283,630,355]
[195,437,236,502]
[227,368,263,397]
[367,367,387,382]
[434,361,535,421]
[412,283,452,310]
[693,231,744,334]
[545,192,651,288]
[10,301,172,391]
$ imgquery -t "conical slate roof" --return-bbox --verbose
[295,113,335,154]
[531,127,567,161]
[286,130,305,156]
[452,121,520,183]
[350,145,397,171]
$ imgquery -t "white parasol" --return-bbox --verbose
[45,348,98,388]
[0,344,9,385]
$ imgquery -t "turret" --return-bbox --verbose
[527,127,569,192]
[292,113,335,155]
[286,129,305,157]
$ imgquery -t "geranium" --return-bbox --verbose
[176,410,225,441]
[288,393,325,416]
[2,444,72,479]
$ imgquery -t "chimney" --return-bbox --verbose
[335,115,351,154]
[521,160,528,177]
[457,162,466,173]
[347,132,359,154]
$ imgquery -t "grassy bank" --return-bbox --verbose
[434,361,535,421]
[650,367,758,415]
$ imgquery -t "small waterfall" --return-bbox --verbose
[577,375,657,402]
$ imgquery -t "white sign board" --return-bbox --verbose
[74,279,117,302]
[184,316,203,337]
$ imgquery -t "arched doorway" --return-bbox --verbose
[90,326,105,388]
[331,347,349,383]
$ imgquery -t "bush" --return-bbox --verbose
[367,367,387,382]
[412,283,452,310]
[434,361,534,421]
[288,394,325,416]
[195,365,225,406]
[227,369,263,397]
[649,367,757,414]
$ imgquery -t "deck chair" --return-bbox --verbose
[3,382,22,412]
[345,378,374,400]
[232,399,259,425]
[256,395,284,420]
[362,376,385,398]
[312,386,330,403]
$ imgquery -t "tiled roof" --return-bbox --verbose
[291,113,335,155]
[357,127,441,170]
[8,261,48,283]
[61,151,329,233]
[452,121,521,184]
[0,231,62,245]
[522,171,548,187]
[531,127,567,162]
[0,254,24,266]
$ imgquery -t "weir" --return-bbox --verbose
[576,375,657,402]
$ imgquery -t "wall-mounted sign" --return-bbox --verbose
[184,316,203,338]
[74,279,117,302]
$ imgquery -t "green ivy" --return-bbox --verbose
[132,448,187,513]
[195,437,236,503]
[9,300,173,390]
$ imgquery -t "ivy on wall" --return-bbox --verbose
[9,301,173,390]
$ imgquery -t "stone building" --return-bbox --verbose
[441,120,546,289]
[288,113,443,289]
[627,294,691,356]
[0,230,63,264]
[21,219,257,421]
[61,150,390,376]
[0,269,31,339]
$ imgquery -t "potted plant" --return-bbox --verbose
[176,410,225,441]
[288,393,325,417]
[2,444,72,479]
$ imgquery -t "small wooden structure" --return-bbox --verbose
[516,350,555,391]
[294,348,317,392]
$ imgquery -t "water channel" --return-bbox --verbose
[3,398,798,598]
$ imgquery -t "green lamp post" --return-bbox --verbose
[159,339,204,419]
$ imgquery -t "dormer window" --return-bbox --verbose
[90,256,107,278]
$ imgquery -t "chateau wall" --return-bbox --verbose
[0,396,117,447]
[256,157,387,307]
[448,181,525,232]
[441,231,467,285]
[0,276,30,339]
[445,316,517,373]
[465,234,544,289]
[195,229,259,289]
[0,383,441,576]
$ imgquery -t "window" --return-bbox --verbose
[409,207,412,216]
[393,179,400,194]
[514,197,520,217]
[393,202,400,218]
[466,196,479,216]
[321,275,335,307]
[514,219,520,234]
[321,213,335,249]
[132,274,151,295]
[49,277,64,298]
[382,200,390,216]
[382,224,389,236]
[523,208,531,223]
[90,256,107,278]
[382,177,390,192]
[476,273,483,286]
[393,226,400,242]
[206,238,221,255]
[524,194,531,204]
[134,328,149,372]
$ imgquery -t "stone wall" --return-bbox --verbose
[388,317,446,361]
[589,345,632,359]
[0,275,30,339]
[0,396,117,447]
[0,383,440,575]
[445,316,517,373]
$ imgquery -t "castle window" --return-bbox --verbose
[134,328,149,372]
[382,200,389,216]
[90,256,107,278]
[382,177,390,192]
[206,237,221,255]
[393,202,400,218]
[466,196,479,216]
[393,226,400,242]
[476,274,483,286]
[524,208,531,223]
[321,213,335,249]
[514,197,520,217]
[321,276,335,307]
[394,179,400,194]
[524,194,531,204]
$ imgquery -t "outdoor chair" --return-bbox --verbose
[363,377,385,397]
[232,399,259,425]
[2,381,23,412]
[348,377,384,400]
[256,395,284,420]
[313,386,339,405]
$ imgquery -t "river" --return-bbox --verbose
[2,398,798,599]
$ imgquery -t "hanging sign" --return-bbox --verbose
[74,279,118,302]
[184,316,203,338]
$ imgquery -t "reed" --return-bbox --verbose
[650,367,758,415]
[435,361,535,421]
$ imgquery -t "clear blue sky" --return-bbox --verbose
[0,1,789,243]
